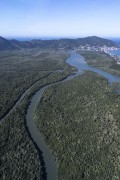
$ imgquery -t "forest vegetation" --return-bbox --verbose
[0,49,75,180]
[36,71,120,180]
[78,50,120,76]
[0,45,120,180]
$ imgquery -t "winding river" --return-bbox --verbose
[26,51,120,180]
[0,51,120,179]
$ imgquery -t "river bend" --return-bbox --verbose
[26,51,120,180]
[1,51,120,180]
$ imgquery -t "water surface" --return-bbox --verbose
[67,52,120,85]
[26,51,120,180]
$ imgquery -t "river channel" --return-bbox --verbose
[26,51,120,180]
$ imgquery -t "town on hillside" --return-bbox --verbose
[76,44,120,65]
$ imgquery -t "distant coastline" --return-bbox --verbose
[6,36,120,42]
[108,38,120,45]
[109,49,120,57]
[106,49,120,65]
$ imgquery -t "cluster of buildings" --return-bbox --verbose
[77,44,118,52]
[117,61,120,65]
[77,45,120,65]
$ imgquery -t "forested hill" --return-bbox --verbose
[76,36,117,47]
[0,36,18,50]
[0,36,118,51]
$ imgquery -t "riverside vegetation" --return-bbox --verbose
[0,49,75,119]
[36,71,120,180]
[0,49,75,180]
[1,47,120,180]
[78,50,120,76]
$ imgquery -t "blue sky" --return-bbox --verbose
[0,0,120,38]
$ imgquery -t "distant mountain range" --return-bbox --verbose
[0,36,118,51]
